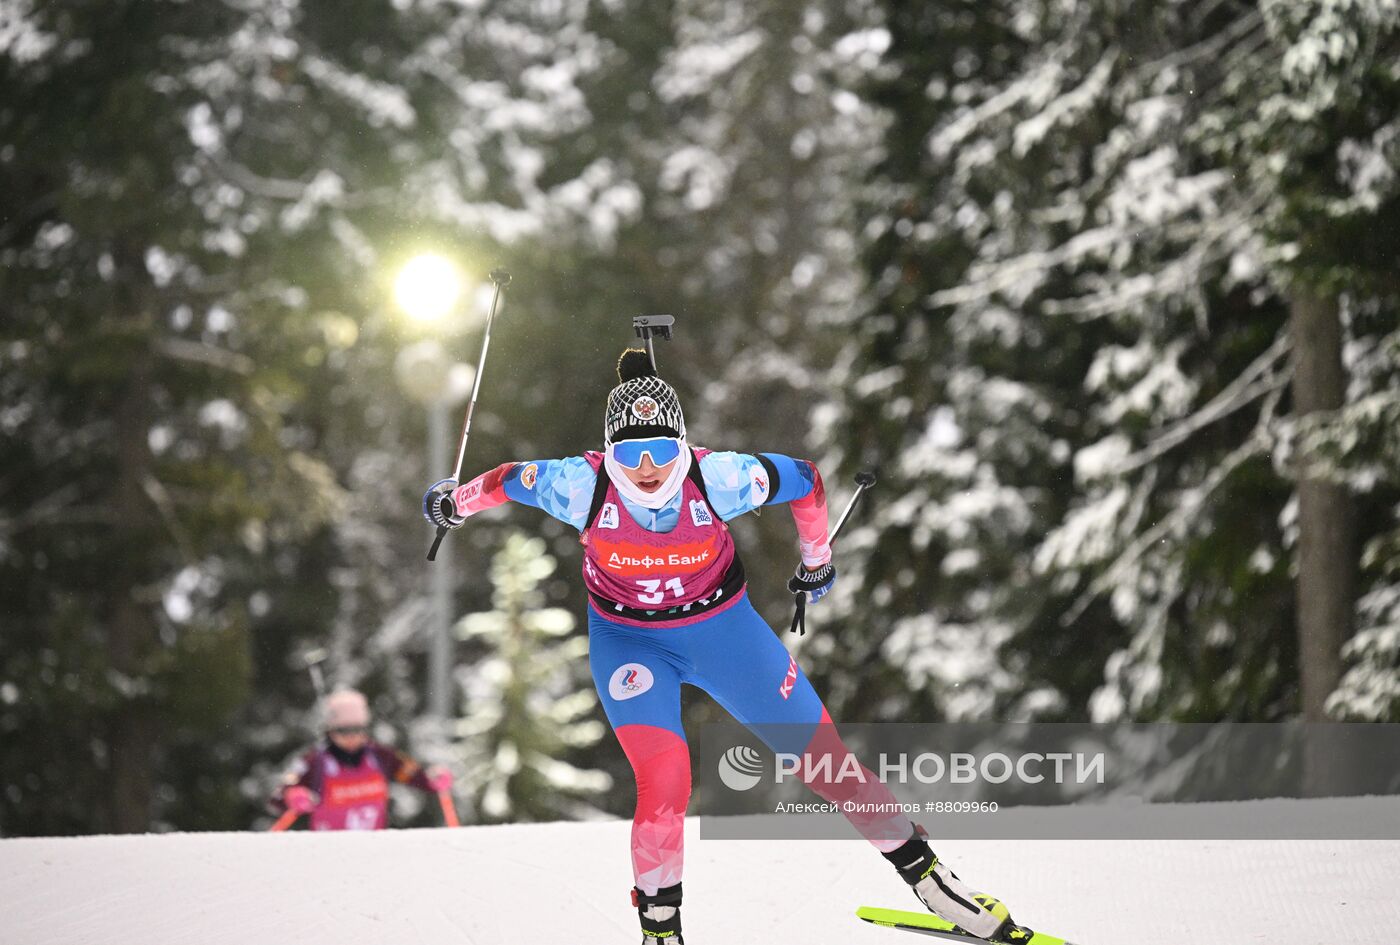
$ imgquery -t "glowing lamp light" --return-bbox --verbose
[394,254,462,323]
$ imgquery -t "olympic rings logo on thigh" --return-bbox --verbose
[609,662,655,701]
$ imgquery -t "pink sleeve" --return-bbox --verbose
[273,748,322,812]
[789,462,832,569]
[450,463,516,518]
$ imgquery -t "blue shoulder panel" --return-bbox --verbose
[698,451,814,521]
[502,456,597,531]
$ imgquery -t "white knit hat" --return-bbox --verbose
[604,348,685,444]
[322,689,370,729]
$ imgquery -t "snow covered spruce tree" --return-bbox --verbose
[451,533,610,823]
[1241,1,1400,726]
[822,0,1400,726]
[1314,324,1400,721]
[806,0,1127,723]
[0,0,601,833]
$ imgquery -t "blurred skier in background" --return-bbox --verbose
[423,350,1021,943]
[272,688,453,831]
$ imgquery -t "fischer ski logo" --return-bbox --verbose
[689,499,714,527]
[779,653,798,700]
[609,662,654,701]
[598,503,620,529]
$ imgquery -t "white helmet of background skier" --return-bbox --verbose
[322,689,370,748]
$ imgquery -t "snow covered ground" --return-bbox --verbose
[3,802,1399,945]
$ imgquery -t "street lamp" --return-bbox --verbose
[393,253,462,324]
[393,254,476,721]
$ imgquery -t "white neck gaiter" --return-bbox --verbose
[603,440,692,510]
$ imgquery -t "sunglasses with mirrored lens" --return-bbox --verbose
[609,437,682,470]
[329,726,368,737]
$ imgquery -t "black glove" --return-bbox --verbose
[787,562,836,635]
[787,561,836,603]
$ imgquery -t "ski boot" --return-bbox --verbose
[633,883,683,943]
[883,828,1023,941]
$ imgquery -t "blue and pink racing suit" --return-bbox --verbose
[451,448,911,893]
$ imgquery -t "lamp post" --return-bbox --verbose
[392,255,473,721]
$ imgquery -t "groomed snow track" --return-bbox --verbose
[3,803,1399,944]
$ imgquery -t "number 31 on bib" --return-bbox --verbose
[637,577,685,604]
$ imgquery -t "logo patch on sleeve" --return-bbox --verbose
[598,503,620,529]
[608,663,654,701]
[689,499,714,527]
[749,465,770,505]
[519,463,538,490]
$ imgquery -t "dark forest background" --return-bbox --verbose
[2,0,1397,835]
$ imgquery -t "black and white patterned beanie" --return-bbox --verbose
[604,348,686,444]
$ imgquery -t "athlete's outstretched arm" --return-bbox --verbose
[447,462,517,518]
[697,451,831,568]
[424,456,598,531]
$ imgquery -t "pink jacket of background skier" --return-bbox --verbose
[274,741,435,830]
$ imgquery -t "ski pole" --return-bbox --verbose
[437,790,460,827]
[303,648,328,700]
[830,470,876,543]
[427,268,512,561]
[269,810,301,832]
[789,471,876,635]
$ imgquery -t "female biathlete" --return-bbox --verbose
[423,349,1016,943]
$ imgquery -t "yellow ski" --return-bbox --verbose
[856,906,1081,945]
